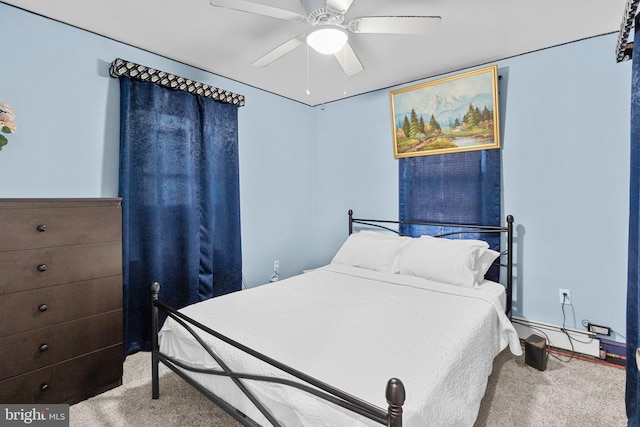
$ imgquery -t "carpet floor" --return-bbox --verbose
[474,350,626,426]
[70,349,627,426]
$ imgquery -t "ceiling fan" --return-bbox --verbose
[209,0,441,76]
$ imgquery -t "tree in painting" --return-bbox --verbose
[395,101,494,154]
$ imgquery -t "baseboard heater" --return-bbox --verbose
[512,316,600,358]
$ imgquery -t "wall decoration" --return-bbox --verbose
[0,102,16,151]
[109,58,245,107]
[390,65,500,158]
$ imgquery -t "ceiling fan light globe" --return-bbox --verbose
[306,28,348,54]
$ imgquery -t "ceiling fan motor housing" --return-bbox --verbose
[302,0,344,26]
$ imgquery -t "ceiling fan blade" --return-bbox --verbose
[326,0,354,14]
[251,35,306,67]
[334,42,364,76]
[209,0,306,22]
[348,16,441,35]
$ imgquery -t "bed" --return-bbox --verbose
[151,211,522,427]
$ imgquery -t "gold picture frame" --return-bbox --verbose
[390,65,501,158]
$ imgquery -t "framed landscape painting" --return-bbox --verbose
[390,65,500,158]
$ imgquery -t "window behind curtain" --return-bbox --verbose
[119,77,242,354]
[399,149,501,281]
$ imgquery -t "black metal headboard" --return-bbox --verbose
[348,210,515,319]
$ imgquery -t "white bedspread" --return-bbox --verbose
[159,264,522,427]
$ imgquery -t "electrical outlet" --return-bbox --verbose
[270,260,280,282]
[559,289,571,305]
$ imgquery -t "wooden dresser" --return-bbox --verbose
[0,198,123,404]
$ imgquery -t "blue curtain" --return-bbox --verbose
[627,19,640,425]
[119,77,242,354]
[399,149,501,281]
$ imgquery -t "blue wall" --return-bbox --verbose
[0,3,631,342]
[311,35,632,342]
[0,3,315,287]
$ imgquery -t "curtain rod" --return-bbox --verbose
[109,58,245,107]
[616,0,639,62]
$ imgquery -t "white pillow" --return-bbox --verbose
[331,231,410,273]
[422,236,500,284]
[397,236,497,288]
[474,248,501,285]
[422,236,489,249]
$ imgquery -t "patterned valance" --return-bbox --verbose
[109,58,245,107]
[615,0,639,62]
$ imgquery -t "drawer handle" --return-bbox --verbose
[38,304,48,312]
[39,343,49,352]
[40,383,49,393]
[37,224,47,232]
[37,264,47,272]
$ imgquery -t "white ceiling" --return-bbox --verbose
[4,0,628,106]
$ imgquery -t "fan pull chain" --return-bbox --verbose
[343,45,347,96]
[306,43,311,96]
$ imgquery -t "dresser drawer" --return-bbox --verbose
[0,242,122,295]
[0,199,121,252]
[1,276,122,338]
[0,344,123,404]
[0,311,122,380]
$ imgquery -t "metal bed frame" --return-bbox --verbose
[348,210,514,319]
[151,211,515,426]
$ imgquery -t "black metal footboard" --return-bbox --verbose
[151,282,405,427]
